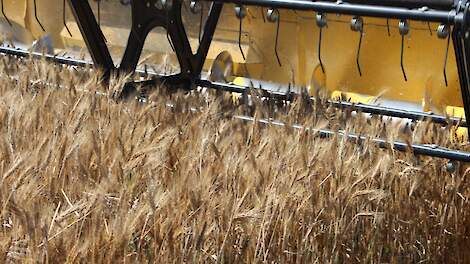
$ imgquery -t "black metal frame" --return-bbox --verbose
[67,0,114,75]
[67,0,222,87]
[64,2,469,76]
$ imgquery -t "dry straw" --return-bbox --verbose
[0,56,469,263]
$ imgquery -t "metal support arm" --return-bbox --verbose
[120,0,222,83]
[68,0,222,89]
[66,0,115,77]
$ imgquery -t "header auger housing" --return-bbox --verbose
[2,0,470,162]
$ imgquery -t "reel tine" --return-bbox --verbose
[351,16,363,76]
[444,33,450,86]
[34,0,46,32]
[63,0,72,37]
[275,13,281,67]
[235,5,246,61]
[316,13,326,74]
[399,19,409,81]
[1,0,12,27]
[400,34,407,81]
[438,24,451,86]
[267,8,281,67]
[238,18,245,60]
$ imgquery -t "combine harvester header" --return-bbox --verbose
[1,0,470,162]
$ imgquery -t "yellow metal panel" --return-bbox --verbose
[2,0,26,26]
[1,2,464,115]
[331,91,374,104]
[24,0,65,47]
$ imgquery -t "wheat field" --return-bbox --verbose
[0,56,469,263]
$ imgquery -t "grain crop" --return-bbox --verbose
[0,56,469,263]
